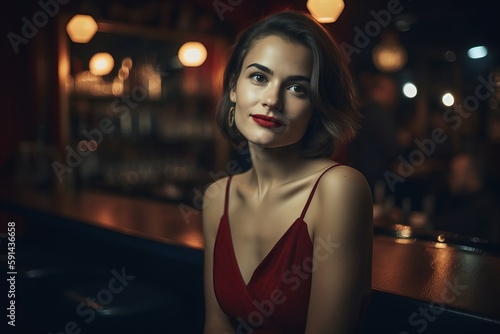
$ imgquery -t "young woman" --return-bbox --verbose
[203,11,372,334]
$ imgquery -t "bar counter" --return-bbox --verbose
[1,184,500,333]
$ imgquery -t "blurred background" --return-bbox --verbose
[1,0,499,242]
[1,0,500,333]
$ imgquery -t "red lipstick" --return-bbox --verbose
[251,114,284,129]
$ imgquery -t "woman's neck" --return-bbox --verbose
[247,142,308,195]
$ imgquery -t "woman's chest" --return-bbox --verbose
[227,202,316,284]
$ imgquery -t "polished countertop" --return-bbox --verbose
[1,185,500,322]
[0,185,204,249]
[371,235,500,320]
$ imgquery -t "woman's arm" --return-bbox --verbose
[304,166,373,334]
[203,179,237,334]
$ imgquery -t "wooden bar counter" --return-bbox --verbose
[1,184,500,333]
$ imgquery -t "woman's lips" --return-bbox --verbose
[251,114,284,129]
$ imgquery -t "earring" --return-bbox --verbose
[228,106,235,127]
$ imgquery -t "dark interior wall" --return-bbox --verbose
[1,0,67,171]
[1,1,34,168]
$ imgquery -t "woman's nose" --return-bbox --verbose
[261,84,283,112]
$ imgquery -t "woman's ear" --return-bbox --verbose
[230,88,236,103]
[229,75,237,103]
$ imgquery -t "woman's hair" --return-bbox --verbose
[216,10,361,158]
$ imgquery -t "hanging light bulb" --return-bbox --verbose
[66,14,98,43]
[372,31,407,73]
[178,42,208,67]
[307,0,345,23]
[89,53,114,76]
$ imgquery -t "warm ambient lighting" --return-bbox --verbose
[122,57,133,70]
[372,32,407,73]
[66,14,98,43]
[178,42,208,67]
[307,0,345,23]
[89,53,114,76]
[467,46,488,59]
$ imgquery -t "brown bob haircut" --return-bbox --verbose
[216,11,361,158]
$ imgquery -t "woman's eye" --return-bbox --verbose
[251,74,267,83]
[289,85,307,95]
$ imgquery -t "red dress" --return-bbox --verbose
[213,165,341,333]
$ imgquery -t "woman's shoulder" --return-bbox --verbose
[203,176,230,212]
[313,163,372,227]
[320,164,369,190]
[202,176,230,234]
[202,171,247,230]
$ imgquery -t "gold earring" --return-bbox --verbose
[228,106,235,127]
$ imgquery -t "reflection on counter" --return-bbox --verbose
[373,201,500,254]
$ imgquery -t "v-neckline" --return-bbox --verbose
[224,214,305,287]
[221,164,339,288]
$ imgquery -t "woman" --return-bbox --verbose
[203,11,372,334]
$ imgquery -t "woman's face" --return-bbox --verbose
[230,35,314,149]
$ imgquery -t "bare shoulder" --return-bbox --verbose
[314,165,373,232]
[202,176,230,237]
[319,165,372,198]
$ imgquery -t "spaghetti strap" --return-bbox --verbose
[224,176,233,216]
[300,164,342,219]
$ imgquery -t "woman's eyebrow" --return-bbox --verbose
[246,63,273,75]
[287,75,310,83]
[246,63,310,83]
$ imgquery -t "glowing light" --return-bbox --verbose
[372,32,407,73]
[118,67,129,80]
[89,53,114,76]
[307,0,345,23]
[467,46,488,59]
[178,42,208,67]
[121,57,133,69]
[112,79,124,96]
[66,14,98,43]
[394,224,412,238]
[442,93,455,107]
[402,82,417,98]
